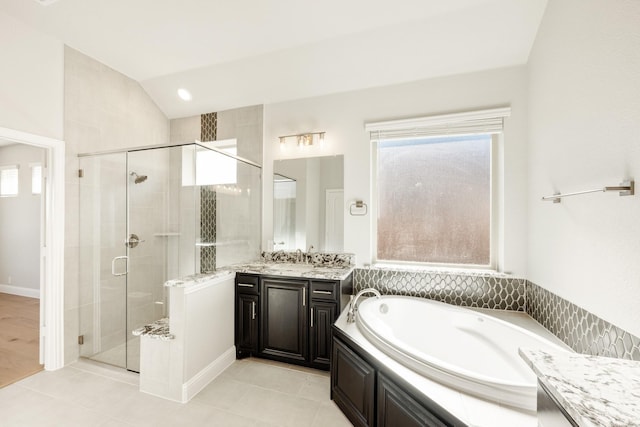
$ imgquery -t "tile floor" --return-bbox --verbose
[0,357,352,427]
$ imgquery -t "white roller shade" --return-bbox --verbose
[365,107,511,141]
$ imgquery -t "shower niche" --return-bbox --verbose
[78,142,261,372]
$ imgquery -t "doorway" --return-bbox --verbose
[0,126,65,373]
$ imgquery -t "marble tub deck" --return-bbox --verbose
[520,349,640,427]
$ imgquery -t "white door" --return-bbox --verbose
[325,189,344,252]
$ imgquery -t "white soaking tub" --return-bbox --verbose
[355,295,569,411]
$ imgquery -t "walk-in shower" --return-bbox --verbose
[78,142,261,372]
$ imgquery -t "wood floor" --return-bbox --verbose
[0,292,42,388]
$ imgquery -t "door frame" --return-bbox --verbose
[0,126,65,370]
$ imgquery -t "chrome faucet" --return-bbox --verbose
[305,245,314,263]
[295,248,303,263]
[346,288,382,323]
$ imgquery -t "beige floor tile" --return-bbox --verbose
[224,360,309,395]
[229,385,321,427]
[0,357,353,427]
[311,401,353,427]
[192,375,251,410]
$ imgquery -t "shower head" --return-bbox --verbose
[130,171,148,184]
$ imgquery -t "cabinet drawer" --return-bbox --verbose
[310,281,338,301]
[236,274,259,294]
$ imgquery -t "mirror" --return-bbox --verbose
[273,155,344,252]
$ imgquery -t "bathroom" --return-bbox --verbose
[1,0,639,425]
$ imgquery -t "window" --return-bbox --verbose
[0,165,19,197]
[31,164,42,195]
[376,135,492,265]
[367,107,510,268]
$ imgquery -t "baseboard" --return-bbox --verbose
[0,284,40,299]
[182,346,236,403]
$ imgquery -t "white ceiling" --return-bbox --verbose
[0,0,548,118]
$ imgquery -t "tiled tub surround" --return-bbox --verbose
[520,349,640,426]
[526,282,640,361]
[354,266,526,310]
[353,267,640,362]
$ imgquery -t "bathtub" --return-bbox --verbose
[355,295,568,412]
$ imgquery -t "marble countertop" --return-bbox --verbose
[519,349,640,427]
[132,318,174,340]
[228,261,355,281]
[164,270,234,287]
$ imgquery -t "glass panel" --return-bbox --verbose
[126,146,197,372]
[196,146,261,270]
[79,153,128,368]
[377,135,491,265]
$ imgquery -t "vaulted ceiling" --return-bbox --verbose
[0,0,548,118]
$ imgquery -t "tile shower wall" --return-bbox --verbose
[200,112,218,273]
[353,267,640,361]
[527,282,640,361]
[354,268,526,311]
[66,47,169,364]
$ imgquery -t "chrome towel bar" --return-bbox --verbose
[542,180,634,203]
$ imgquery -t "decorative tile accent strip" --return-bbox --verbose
[200,187,217,273]
[200,111,218,273]
[526,282,640,361]
[201,112,217,141]
[261,251,355,267]
[354,267,526,311]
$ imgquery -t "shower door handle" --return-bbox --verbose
[111,256,129,276]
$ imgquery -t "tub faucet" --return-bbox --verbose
[347,288,382,323]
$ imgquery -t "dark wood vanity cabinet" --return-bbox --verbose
[331,330,465,427]
[234,272,352,370]
[235,274,260,358]
[260,278,308,363]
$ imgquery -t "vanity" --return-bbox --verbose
[232,257,354,370]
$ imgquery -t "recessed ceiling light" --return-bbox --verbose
[33,0,60,5]
[177,88,192,101]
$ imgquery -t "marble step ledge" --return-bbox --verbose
[132,318,175,341]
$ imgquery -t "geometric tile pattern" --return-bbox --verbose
[526,282,640,361]
[352,266,640,361]
[201,112,217,142]
[200,187,217,273]
[200,111,217,273]
[353,267,526,311]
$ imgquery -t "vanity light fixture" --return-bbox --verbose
[277,132,326,148]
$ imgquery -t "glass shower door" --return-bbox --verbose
[79,153,128,369]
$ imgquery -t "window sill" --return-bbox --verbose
[363,262,511,278]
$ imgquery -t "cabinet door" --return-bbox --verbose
[310,301,336,368]
[260,278,308,362]
[236,293,259,357]
[378,373,448,427]
[331,338,375,427]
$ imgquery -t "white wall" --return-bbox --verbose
[264,66,529,273]
[527,0,640,337]
[0,144,44,297]
[0,11,64,140]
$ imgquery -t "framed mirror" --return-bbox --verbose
[273,155,344,252]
